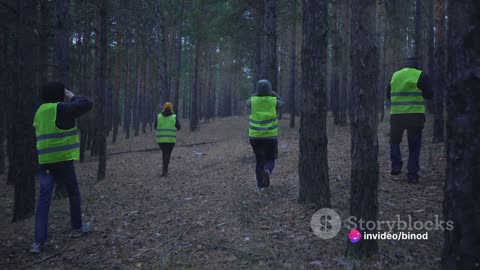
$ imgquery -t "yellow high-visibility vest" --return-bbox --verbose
[156,114,177,143]
[249,96,278,139]
[390,68,425,114]
[34,103,80,164]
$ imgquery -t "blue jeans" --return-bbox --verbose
[250,139,277,188]
[34,161,82,244]
[390,126,423,178]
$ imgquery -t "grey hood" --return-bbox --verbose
[255,79,273,96]
[405,56,419,69]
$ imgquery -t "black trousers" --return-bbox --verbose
[158,143,175,173]
[250,139,277,188]
[390,115,424,177]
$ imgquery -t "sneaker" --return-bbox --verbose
[407,175,419,184]
[263,169,271,188]
[390,169,402,176]
[257,187,266,193]
[71,222,93,238]
[30,242,45,254]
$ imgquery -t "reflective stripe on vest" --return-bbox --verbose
[249,96,278,139]
[34,103,80,164]
[156,114,177,143]
[390,68,425,114]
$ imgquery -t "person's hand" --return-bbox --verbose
[64,89,75,102]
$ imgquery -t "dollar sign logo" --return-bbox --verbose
[310,208,342,239]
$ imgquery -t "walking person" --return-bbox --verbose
[246,80,284,192]
[155,102,181,177]
[387,57,433,183]
[31,82,93,254]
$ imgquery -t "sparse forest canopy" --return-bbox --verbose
[0,0,479,269]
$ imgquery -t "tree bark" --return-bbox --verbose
[338,0,350,126]
[414,0,421,62]
[54,0,70,84]
[39,0,49,85]
[442,1,480,268]
[330,0,341,125]
[173,0,185,116]
[376,0,386,121]
[264,0,277,92]
[298,0,330,208]
[112,32,121,144]
[52,0,72,199]
[190,10,201,132]
[157,0,170,104]
[432,0,445,143]
[289,0,297,128]
[78,27,91,162]
[123,41,131,139]
[254,2,265,85]
[0,31,7,175]
[346,0,379,258]
[94,0,108,180]
[10,0,37,222]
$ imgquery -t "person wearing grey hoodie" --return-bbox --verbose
[246,80,285,192]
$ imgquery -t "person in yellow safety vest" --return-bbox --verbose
[30,82,93,254]
[387,57,433,184]
[246,80,285,192]
[154,102,181,177]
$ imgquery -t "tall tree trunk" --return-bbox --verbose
[141,60,147,134]
[442,1,480,268]
[54,0,70,84]
[78,27,90,162]
[112,32,121,144]
[39,0,49,85]
[346,0,379,258]
[157,0,170,104]
[123,42,131,139]
[173,0,185,115]
[289,0,297,128]
[426,0,435,76]
[0,32,7,175]
[338,0,350,126]
[264,0,277,92]
[190,11,201,132]
[10,0,37,222]
[94,0,108,180]
[331,0,341,125]
[432,0,445,143]
[255,2,265,85]
[133,39,142,137]
[277,41,284,119]
[52,0,71,199]
[377,0,386,121]
[414,0,421,62]
[298,0,330,208]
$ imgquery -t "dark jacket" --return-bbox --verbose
[54,96,93,129]
[386,67,433,127]
[154,109,181,130]
[386,72,433,101]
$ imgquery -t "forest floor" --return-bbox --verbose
[0,115,446,270]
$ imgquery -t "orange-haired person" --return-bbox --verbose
[154,102,181,177]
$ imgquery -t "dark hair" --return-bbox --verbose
[41,82,64,102]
